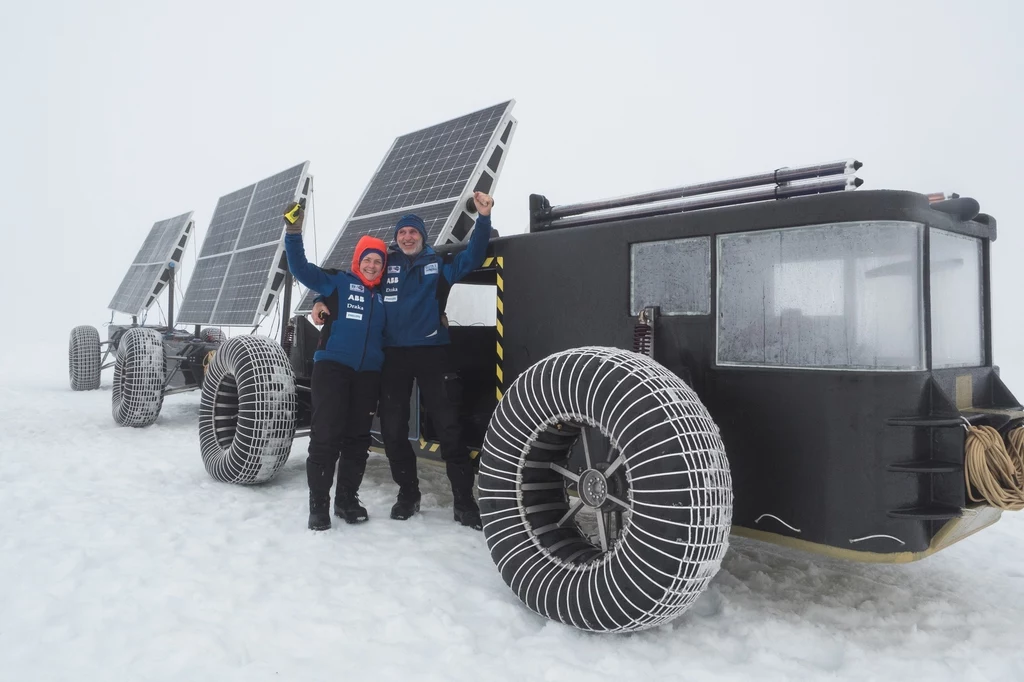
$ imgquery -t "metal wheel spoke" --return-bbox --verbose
[581,427,593,469]
[556,498,584,528]
[606,493,630,511]
[604,452,625,477]
[549,462,579,483]
[595,509,610,552]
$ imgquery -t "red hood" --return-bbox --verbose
[351,235,388,288]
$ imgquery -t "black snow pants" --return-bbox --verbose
[377,345,476,510]
[306,360,381,501]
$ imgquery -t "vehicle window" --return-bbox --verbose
[930,229,984,368]
[717,221,925,370]
[630,237,711,315]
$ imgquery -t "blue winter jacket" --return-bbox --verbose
[381,214,491,348]
[284,234,386,371]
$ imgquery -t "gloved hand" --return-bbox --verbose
[284,202,305,235]
[311,301,330,324]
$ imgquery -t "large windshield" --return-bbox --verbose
[717,221,925,370]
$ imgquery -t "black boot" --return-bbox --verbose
[390,487,421,520]
[453,494,482,530]
[334,488,369,524]
[448,460,482,531]
[334,456,369,523]
[308,493,331,531]
[307,459,333,531]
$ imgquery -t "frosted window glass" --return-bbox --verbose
[717,221,924,370]
[630,237,711,315]
[930,230,984,368]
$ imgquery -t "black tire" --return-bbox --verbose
[478,346,733,633]
[198,335,296,484]
[200,327,226,343]
[112,327,165,427]
[69,325,101,391]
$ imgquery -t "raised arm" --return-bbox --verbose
[446,191,493,284]
[282,203,335,296]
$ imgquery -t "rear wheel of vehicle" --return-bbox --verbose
[200,327,226,343]
[68,325,101,391]
[478,346,733,633]
[112,327,165,427]
[198,335,296,484]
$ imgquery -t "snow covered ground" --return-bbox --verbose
[3,339,1024,682]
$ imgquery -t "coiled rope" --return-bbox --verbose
[965,424,1024,511]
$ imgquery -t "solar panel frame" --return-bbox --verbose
[108,211,194,318]
[178,162,310,326]
[295,101,516,313]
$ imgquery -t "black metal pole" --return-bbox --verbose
[539,175,862,230]
[280,271,293,347]
[544,159,862,221]
[167,262,175,329]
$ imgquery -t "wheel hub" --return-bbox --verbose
[578,468,609,508]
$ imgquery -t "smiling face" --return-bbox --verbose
[396,226,424,256]
[359,252,384,281]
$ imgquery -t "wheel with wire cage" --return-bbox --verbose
[199,327,226,343]
[478,346,733,633]
[112,327,165,427]
[69,325,101,391]
[198,335,296,484]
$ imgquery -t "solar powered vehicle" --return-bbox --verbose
[207,150,1021,633]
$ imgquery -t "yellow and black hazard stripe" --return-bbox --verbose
[412,437,481,461]
[482,255,505,401]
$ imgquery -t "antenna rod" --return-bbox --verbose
[539,175,862,230]
[542,159,861,221]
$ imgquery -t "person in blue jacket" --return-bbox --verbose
[316,191,495,530]
[284,203,388,531]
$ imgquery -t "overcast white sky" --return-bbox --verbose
[1,0,1020,384]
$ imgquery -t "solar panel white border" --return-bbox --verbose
[434,112,517,246]
[108,211,194,318]
[293,102,516,314]
[178,162,311,326]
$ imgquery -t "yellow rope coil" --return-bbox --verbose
[202,350,216,377]
[964,425,1024,511]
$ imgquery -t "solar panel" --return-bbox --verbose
[109,211,194,318]
[178,162,310,326]
[295,101,517,313]
[317,202,458,271]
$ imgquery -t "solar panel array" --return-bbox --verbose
[295,101,516,313]
[109,211,194,318]
[178,162,309,326]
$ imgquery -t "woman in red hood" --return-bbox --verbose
[284,205,388,531]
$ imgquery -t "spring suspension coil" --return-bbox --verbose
[633,322,652,356]
[281,323,295,355]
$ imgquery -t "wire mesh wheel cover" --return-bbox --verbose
[69,325,101,391]
[198,335,296,484]
[111,327,165,427]
[478,346,733,632]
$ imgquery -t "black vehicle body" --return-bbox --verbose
[362,188,1023,562]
